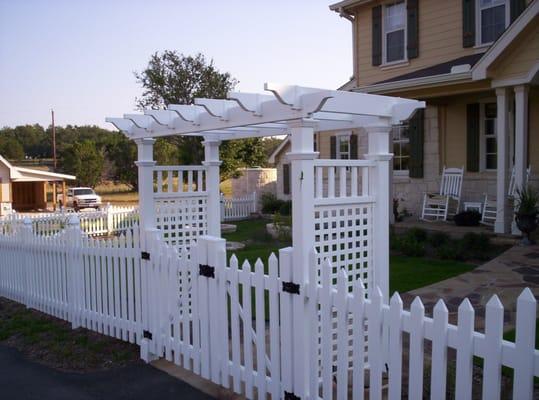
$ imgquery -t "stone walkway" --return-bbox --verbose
[400,244,539,331]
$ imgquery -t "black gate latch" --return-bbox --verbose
[143,330,153,340]
[141,251,150,260]
[199,264,215,278]
[282,281,300,295]
[284,391,300,400]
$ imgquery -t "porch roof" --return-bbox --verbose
[0,155,76,182]
[106,84,425,141]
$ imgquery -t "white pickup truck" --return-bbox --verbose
[60,187,102,211]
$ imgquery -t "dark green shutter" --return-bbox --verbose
[283,163,290,195]
[330,136,337,159]
[407,0,419,59]
[466,103,480,172]
[350,134,358,159]
[372,5,382,66]
[462,0,475,48]
[408,109,424,178]
[510,0,527,23]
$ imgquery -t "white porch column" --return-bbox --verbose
[513,85,529,235]
[203,138,222,237]
[287,119,318,399]
[514,85,529,191]
[365,124,392,303]
[495,87,511,234]
[135,138,156,231]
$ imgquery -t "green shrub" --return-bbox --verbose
[406,227,428,243]
[278,200,292,216]
[399,237,426,257]
[260,192,285,214]
[428,232,451,247]
[435,241,466,261]
[461,232,491,252]
[390,228,401,251]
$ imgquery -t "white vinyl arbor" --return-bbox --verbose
[107,83,424,300]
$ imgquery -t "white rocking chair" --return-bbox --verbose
[421,166,464,221]
[481,165,531,226]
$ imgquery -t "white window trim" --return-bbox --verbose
[336,133,351,160]
[392,124,410,175]
[475,0,510,46]
[382,1,408,66]
[479,98,498,172]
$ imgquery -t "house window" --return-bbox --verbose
[482,102,497,170]
[477,0,509,45]
[384,1,406,63]
[392,124,410,172]
[337,135,350,160]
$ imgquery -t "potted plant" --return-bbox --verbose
[514,185,539,245]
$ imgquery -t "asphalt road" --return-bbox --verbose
[0,345,214,400]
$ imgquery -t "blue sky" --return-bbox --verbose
[0,0,351,129]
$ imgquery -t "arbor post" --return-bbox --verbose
[134,137,160,362]
[287,118,318,399]
[203,138,222,237]
[365,125,392,303]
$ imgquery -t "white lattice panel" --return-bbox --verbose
[155,198,207,250]
[314,202,374,293]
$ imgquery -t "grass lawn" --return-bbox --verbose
[94,182,139,205]
[0,297,139,372]
[224,218,476,294]
[389,255,475,294]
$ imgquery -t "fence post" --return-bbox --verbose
[365,124,392,303]
[67,215,83,329]
[203,138,222,237]
[21,218,33,307]
[287,119,318,399]
[105,203,113,235]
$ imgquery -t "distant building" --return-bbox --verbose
[0,155,75,215]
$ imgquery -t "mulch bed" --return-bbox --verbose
[0,297,141,372]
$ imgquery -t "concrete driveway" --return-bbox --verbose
[0,345,214,400]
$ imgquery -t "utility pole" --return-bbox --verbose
[51,109,57,210]
[51,109,57,170]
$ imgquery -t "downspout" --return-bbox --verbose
[337,7,357,87]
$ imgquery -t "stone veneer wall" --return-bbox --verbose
[230,168,277,211]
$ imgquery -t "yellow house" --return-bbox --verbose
[0,155,75,215]
[271,0,538,234]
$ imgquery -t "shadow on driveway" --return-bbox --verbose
[0,345,214,400]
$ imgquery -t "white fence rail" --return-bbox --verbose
[220,192,256,221]
[0,228,538,399]
[0,205,139,237]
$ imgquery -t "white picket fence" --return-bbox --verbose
[0,218,143,343]
[0,225,538,399]
[0,205,139,237]
[220,192,256,221]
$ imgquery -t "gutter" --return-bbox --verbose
[353,71,473,94]
[333,6,357,89]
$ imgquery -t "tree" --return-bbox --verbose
[61,140,104,187]
[0,136,25,160]
[135,51,267,179]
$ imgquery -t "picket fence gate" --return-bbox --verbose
[220,192,257,221]
[0,222,538,399]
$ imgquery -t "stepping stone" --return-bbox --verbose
[226,241,245,251]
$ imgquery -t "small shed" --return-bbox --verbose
[0,155,76,215]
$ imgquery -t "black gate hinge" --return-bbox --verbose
[284,391,300,400]
[141,251,150,261]
[199,264,215,278]
[143,330,153,340]
[282,281,300,295]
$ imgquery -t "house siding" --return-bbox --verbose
[353,0,476,87]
